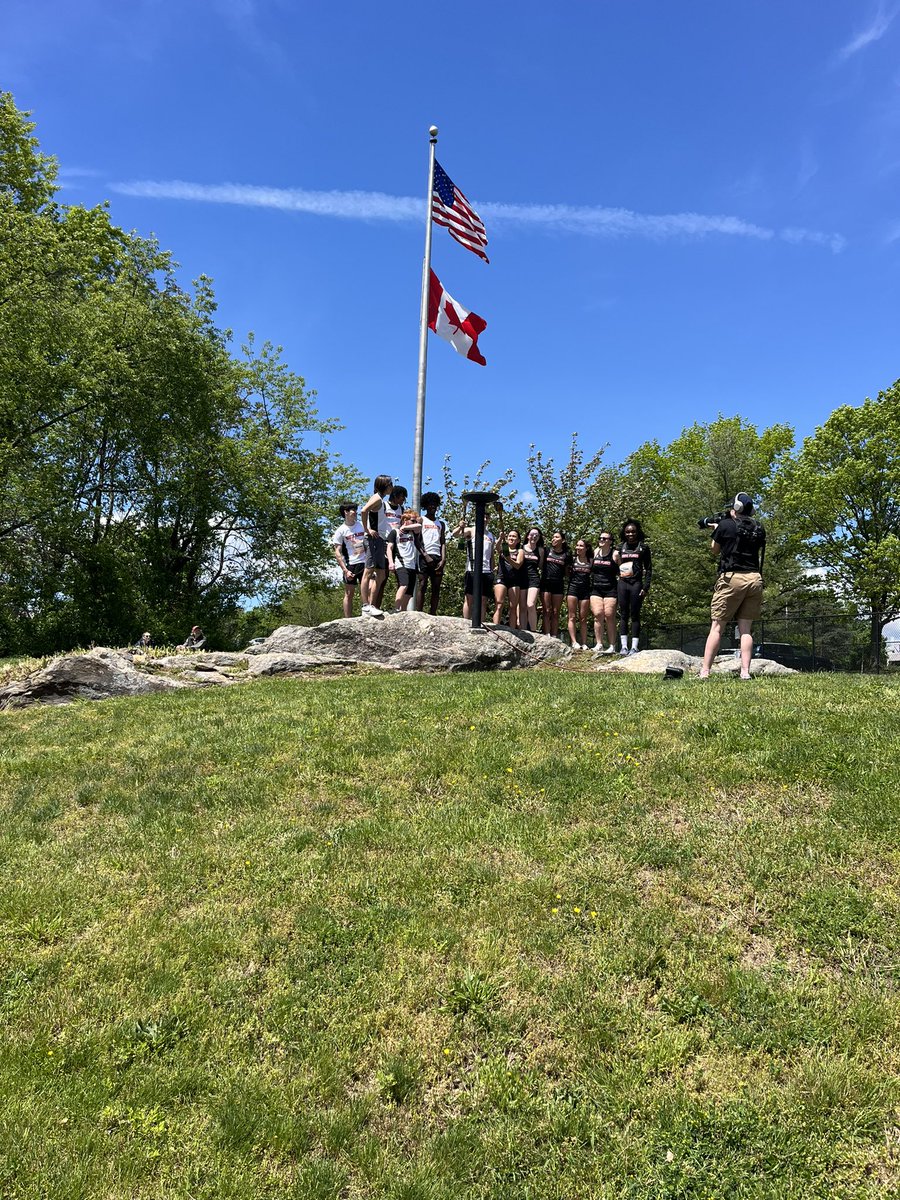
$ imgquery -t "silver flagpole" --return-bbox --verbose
[408,125,438,614]
[412,125,438,512]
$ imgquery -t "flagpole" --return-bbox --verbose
[412,125,438,512]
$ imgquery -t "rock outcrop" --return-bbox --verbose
[0,648,189,710]
[0,621,798,711]
[593,648,796,676]
[246,614,572,673]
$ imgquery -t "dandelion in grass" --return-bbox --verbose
[551,907,558,914]
[573,907,581,914]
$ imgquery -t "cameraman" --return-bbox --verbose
[699,493,766,680]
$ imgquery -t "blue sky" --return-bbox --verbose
[4,0,900,502]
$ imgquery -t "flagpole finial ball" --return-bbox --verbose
[429,125,438,138]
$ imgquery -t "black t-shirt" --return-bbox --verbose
[713,515,765,573]
[591,551,619,590]
[618,541,652,589]
[543,549,571,586]
[522,547,543,585]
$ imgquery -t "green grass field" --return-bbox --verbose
[2,669,898,1199]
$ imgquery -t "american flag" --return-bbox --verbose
[432,160,490,263]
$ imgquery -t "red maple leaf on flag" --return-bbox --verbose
[443,299,462,333]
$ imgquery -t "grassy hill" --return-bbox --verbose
[1,670,898,1199]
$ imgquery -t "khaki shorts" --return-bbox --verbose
[711,572,763,622]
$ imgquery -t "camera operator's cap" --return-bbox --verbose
[732,492,754,515]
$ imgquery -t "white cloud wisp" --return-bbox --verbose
[110,178,845,251]
[838,2,897,60]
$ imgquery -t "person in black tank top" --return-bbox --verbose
[590,531,619,653]
[566,539,593,648]
[493,529,524,626]
[616,518,652,654]
[520,527,545,632]
[541,531,570,637]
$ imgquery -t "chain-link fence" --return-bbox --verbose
[647,612,875,672]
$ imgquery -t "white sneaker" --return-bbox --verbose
[363,603,383,617]
[361,604,373,615]
[602,645,615,655]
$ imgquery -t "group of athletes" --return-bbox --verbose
[331,475,652,653]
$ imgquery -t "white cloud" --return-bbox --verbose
[111,179,422,221]
[780,227,846,253]
[110,177,845,251]
[837,2,897,60]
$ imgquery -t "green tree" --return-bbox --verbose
[525,434,661,541]
[627,416,797,626]
[776,383,900,668]
[0,92,361,653]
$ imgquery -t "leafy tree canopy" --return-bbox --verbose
[776,381,900,665]
[0,92,361,654]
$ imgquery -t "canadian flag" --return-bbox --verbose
[427,270,487,366]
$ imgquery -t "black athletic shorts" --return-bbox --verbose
[591,585,616,599]
[542,580,565,597]
[343,562,364,584]
[464,571,495,595]
[419,557,444,579]
[567,579,591,601]
[395,566,418,589]
[498,560,520,588]
[365,536,387,571]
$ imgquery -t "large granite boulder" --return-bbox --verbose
[593,648,796,676]
[153,652,249,670]
[246,614,571,672]
[0,648,189,710]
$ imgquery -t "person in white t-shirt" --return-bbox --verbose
[386,509,424,611]
[452,500,503,623]
[359,474,393,616]
[383,486,407,539]
[417,491,447,615]
[331,503,368,618]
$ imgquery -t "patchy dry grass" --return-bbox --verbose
[1,670,899,1198]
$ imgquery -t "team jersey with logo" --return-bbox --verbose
[420,515,445,558]
[618,541,652,589]
[543,549,571,586]
[388,527,419,569]
[466,529,496,572]
[332,520,367,566]
[591,550,619,590]
[522,546,543,587]
[383,503,403,538]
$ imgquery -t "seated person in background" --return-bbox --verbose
[177,625,206,651]
[132,631,152,652]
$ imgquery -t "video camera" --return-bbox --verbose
[696,511,729,531]
[697,492,756,530]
